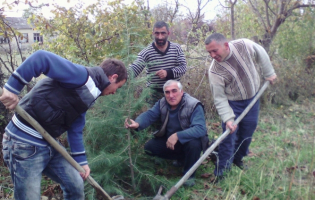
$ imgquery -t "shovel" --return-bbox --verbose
[0,87,124,200]
[153,81,270,200]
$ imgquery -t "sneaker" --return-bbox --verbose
[183,177,195,187]
[233,159,248,170]
[172,160,183,167]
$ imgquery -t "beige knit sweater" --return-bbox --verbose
[208,39,276,123]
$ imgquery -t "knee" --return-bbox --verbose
[186,139,202,152]
[62,175,84,199]
[144,141,154,156]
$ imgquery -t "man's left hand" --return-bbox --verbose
[80,164,91,180]
[166,133,178,150]
[155,70,167,79]
[265,74,277,85]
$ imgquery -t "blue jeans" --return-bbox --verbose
[214,96,260,176]
[2,133,84,200]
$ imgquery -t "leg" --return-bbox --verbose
[182,138,202,176]
[214,124,239,176]
[2,133,49,200]
[43,144,84,200]
[233,102,259,162]
[144,136,184,160]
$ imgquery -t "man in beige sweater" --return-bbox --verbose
[205,33,277,181]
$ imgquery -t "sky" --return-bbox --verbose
[3,0,220,21]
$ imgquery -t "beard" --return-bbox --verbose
[155,37,168,46]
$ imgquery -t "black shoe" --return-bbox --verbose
[183,177,195,187]
[233,160,248,170]
[172,160,184,167]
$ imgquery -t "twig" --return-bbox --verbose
[286,136,301,200]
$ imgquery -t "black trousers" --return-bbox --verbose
[144,135,202,177]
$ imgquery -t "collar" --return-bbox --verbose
[85,67,110,92]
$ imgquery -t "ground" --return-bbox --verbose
[0,98,314,199]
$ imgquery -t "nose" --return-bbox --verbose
[210,52,216,58]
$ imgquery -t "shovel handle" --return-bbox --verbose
[0,87,113,200]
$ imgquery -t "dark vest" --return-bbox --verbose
[159,93,202,129]
[15,67,110,138]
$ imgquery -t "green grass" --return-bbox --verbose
[0,99,314,199]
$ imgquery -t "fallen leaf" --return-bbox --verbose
[253,197,260,200]
[204,182,210,189]
[241,189,246,195]
[313,171,315,177]
[278,186,284,191]
[201,173,212,178]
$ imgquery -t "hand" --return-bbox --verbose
[226,120,237,134]
[80,164,90,180]
[265,74,277,85]
[124,118,139,129]
[0,88,19,110]
[166,133,178,150]
[155,70,167,79]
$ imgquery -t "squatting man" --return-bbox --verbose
[125,80,209,187]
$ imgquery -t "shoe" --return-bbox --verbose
[172,160,183,167]
[183,177,195,187]
[233,159,248,170]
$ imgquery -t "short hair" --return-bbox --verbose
[99,59,128,83]
[153,21,169,32]
[163,80,183,92]
[205,33,227,45]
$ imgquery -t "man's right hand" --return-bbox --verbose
[124,118,139,129]
[0,88,19,110]
[226,120,237,134]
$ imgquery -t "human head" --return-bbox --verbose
[204,33,230,62]
[163,80,184,109]
[153,21,170,47]
[99,59,127,95]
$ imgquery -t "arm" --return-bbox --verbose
[176,104,207,144]
[164,45,187,80]
[129,52,147,78]
[67,112,90,179]
[4,50,88,95]
[125,101,161,131]
[251,41,277,84]
[208,62,235,123]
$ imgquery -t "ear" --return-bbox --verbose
[224,42,229,49]
[108,74,118,83]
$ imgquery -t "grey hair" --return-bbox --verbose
[153,21,169,32]
[163,80,183,92]
[204,33,227,45]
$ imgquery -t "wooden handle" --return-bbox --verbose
[0,87,113,200]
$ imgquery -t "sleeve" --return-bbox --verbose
[208,61,235,123]
[129,51,147,78]
[67,112,88,166]
[177,104,207,144]
[166,45,187,79]
[4,50,88,95]
[135,101,161,131]
[251,41,276,78]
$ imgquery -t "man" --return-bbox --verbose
[0,50,127,200]
[129,21,187,102]
[205,33,277,180]
[125,80,208,187]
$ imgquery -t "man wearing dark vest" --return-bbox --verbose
[0,50,127,200]
[125,80,208,187]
